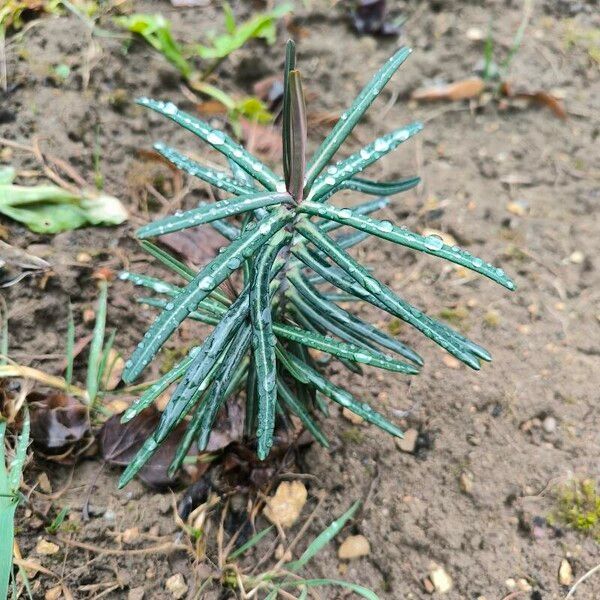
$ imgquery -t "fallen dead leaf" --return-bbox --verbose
[501,82,567,119]
[264,480,307,528]
[101,348,124,391]
[412,78,485,102]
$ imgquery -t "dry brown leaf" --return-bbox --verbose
[101,348,124,391]
[501,82,567,119]
[263,480,307,528]
[411,78,485,102]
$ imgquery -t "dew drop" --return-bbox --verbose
[207,130,225,145]
[198,276,214,290]
[119,272,129,281]
[163,102,177,115]
[374,138,389,153]
[327,166,338,175]
[259,223,271,234]
[359,148,371,160]
[471,257,483,268]
[424,234,444,251]
[339,208,352,219]
[324,176,336,186]
[379,220,394,232]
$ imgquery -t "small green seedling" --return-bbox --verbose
[118,40,514,487]
[0,412,30,599]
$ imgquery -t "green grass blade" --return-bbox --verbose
[136,191,291,239]
[0,299,7,365]
[296,219,482,369]
[277,378,329,447]
[153,142,255,196]
[139,240,195,280]
[123,209,293,383]
[300,200,515,290]
[304,45,412,191]
[281,579,379,600]
[97,329,117,392]
[137,98,281,190]
[286,500,361,571]
[228,525,274,560]
[86,279,108,404]
[251,233,290,460]
[308,122,423,202]
[244,362,258,437]
[65,303,75,389]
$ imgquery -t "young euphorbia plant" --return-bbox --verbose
[118,41,515,487]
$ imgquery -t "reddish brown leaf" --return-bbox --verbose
[29,392,91,459]
[411,78,485,102]
[99,407,185,489]
[501,82,567,120]
[195,100,228,118]
[159,224,229,269]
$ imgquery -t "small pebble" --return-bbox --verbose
[459,471,474,494]
[559,559,574,586]
[342,407,364,425]
[542,416,557,433]
[165,574,187,599]
[569,250,584,264]
[45,586,62,600]
[396,428,418,453]
[36,539,60,556]
[517,578,532,591]
[429,565,453,593]
[128,587,145,600]
[338,535,370,560]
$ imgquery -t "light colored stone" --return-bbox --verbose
[45,586,62,600]
[264,481,307,528]
[122,527,140,544]
[459,471,474,494]
[559,559,574,586]
[429,565,453,593]
[569,251,584,264]
[38,472,52,494]
[342,407,364,425]
[165,573,187,599]
[36,539,60,556]
[517,578,532,591]
[505,578,516,589]
[542,416,557,433]
[338,535,370,560]
[128,587,145,600]
[396,428,418,453]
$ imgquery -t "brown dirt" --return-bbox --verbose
[2,0,599,598]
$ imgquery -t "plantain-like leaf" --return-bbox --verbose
[296,218,482,369]
[308,122,423,202]
[136,191,291,239]
[304,45,412,191]
[299,201,515,290]
[154,143,254,196]
[123,208,293,383]
[251,232,290,459]
[277,378,329,447]
[137,98,281,190]
[284,352,403,437]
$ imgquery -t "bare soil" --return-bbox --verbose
[2,0,599,598]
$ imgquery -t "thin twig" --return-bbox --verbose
[565,563,600,599]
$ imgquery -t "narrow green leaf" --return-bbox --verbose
[196,326,251,450]
[153,143,254,196]
[86,279,108,404]
[340,175,420,196]
[244,362,258,437]
[139,240,195,281]
[286,500,361,571]
[273,320,419,374]
[251,232,290,460]
[304,46,412,191]
[123,208,292,383]
[228,157,256,189]
[281,579,379,600]
[282,39,297,186]
[0,299,7,366]
[296,219,483,369]
[308,122,423,202]
[136,191,291,239]
[8,409,29,492]
[137,98,281,190]
[289,270,423,366]
[300,200,516,290]
[283,353,403,436]
[277,378,329,447]
[287,69,307,201]
[318,196,389,233]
